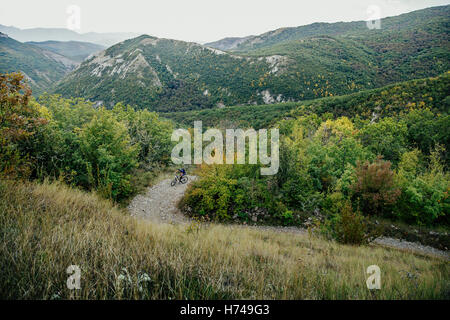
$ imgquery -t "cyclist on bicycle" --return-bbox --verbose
[177,168,186,179]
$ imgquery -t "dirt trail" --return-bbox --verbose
[128,176,448,260]
[128,176,197,224]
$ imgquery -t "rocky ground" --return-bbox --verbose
[128,176,197,224]
[373,237,449,260]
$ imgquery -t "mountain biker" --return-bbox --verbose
[177,168,186,179]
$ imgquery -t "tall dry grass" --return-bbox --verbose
[0,179,448,299]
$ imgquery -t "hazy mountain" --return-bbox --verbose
[0,25,138,47]
[0,32,75,94]
[26,41,105,63]
[53,6,449,112]
[206,5,450,52]
[244,4,450,86]
[205,36,253,51]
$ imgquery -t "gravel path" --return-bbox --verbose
[373,237,449,260]
[128,176,197,224]
[128,176,448,260]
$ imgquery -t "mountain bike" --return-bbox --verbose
[171,174,188,186]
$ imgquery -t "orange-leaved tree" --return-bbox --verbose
[0,72,47,177]
[351,156,401,217]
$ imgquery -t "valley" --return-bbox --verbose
[0,3,448,301]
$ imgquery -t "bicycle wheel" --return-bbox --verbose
[171,179,177,186]
[180,176,188,184]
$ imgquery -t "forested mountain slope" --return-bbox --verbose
[163,72,450,129]
[54,35,299,111]
[54,6,449,112]
[206,5,449,52]
[0,33,75,94]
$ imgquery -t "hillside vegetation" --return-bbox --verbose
[179,73,449,232]
[0,73,174,201]
[163,72,450,129]
[54,35,284,111]
[207,5,449,53]
[2,71,449,231]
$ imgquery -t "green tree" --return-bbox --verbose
[112,103,174,167]
[77,109,139,200]
[395,146,449,225]
[0,73,48,177]
[359,117,407,165]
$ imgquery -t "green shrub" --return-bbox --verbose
[77,109,139,201]
[112,103,174,167]
[182,164,279,222]
[0,73,48,178]
[394,146,449,225]
[333,201,370,245]
[183,165,237,220]
[281,209,294,225]
[352,157,401,217]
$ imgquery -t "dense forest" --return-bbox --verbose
[164,72,450,130]
[1,73,173,201]
[182,110,448,235]
[179,74,449,240]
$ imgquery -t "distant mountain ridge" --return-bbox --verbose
[26,41,105,63]
[53,5,449,112]
[205,36,253,51]
[206,5,450,52]
[0,25,138,47]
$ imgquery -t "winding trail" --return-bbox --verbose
[128,176,449,260]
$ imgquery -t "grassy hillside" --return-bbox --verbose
[163,72,450,129]
[0,179,447,299]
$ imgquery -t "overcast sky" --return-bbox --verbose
[1,0,448,43]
